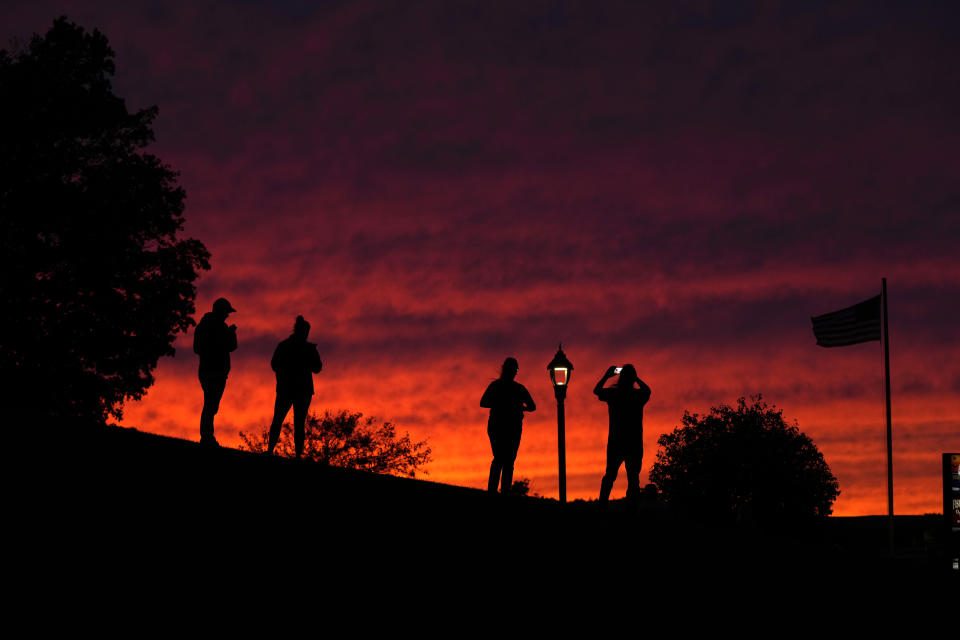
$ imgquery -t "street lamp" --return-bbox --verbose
[547,344,573,503]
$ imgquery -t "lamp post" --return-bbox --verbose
[547,344,573,503]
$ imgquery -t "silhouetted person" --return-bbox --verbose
[594,364,651,506]
[480,357,536,494]
[267,315,323,458]
[193,297,238,447]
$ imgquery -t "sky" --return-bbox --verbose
[4,0,958,514]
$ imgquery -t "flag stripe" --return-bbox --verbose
[811,294,881,348]
[812,329,880,346]
[816,328,880,339]
[818,337,875,344]
[816,331,881,344]
[813,314,872,329]
[813,325,881,343]
[814,321,879,335]
[814,320,881,335]
[817,335,879,345]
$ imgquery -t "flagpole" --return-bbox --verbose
[882,277,894,555]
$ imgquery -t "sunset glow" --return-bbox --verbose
[5,1,957,514]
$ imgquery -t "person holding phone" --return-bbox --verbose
[594,364,651,507]
[480,357,536,494]
[193,297,238,447]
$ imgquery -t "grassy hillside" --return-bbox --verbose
[22,424,955,602]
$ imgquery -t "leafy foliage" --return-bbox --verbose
[650,396,840,523]
[510,477,534,497]
[239,410,432,478]
[0,18,209,423]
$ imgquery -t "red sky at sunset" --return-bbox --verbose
[4,1,958,514]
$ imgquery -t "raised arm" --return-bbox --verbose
[594,366,618,396]
[635,378,651,402]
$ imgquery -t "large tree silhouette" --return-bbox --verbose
[650,396,840,523]
[0,18,209,424]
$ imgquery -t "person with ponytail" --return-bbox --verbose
[267,315,323,458]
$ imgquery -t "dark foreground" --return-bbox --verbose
[17,425,956,616]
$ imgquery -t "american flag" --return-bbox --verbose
[811,295,881,347]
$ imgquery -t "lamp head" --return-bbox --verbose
[546,343,574,389]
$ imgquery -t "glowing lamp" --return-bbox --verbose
[546,343,573,503]
[547,344,574,394]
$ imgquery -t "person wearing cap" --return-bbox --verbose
[193,297,238,446]
[267,315,323,458]
[594,364,651,507]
